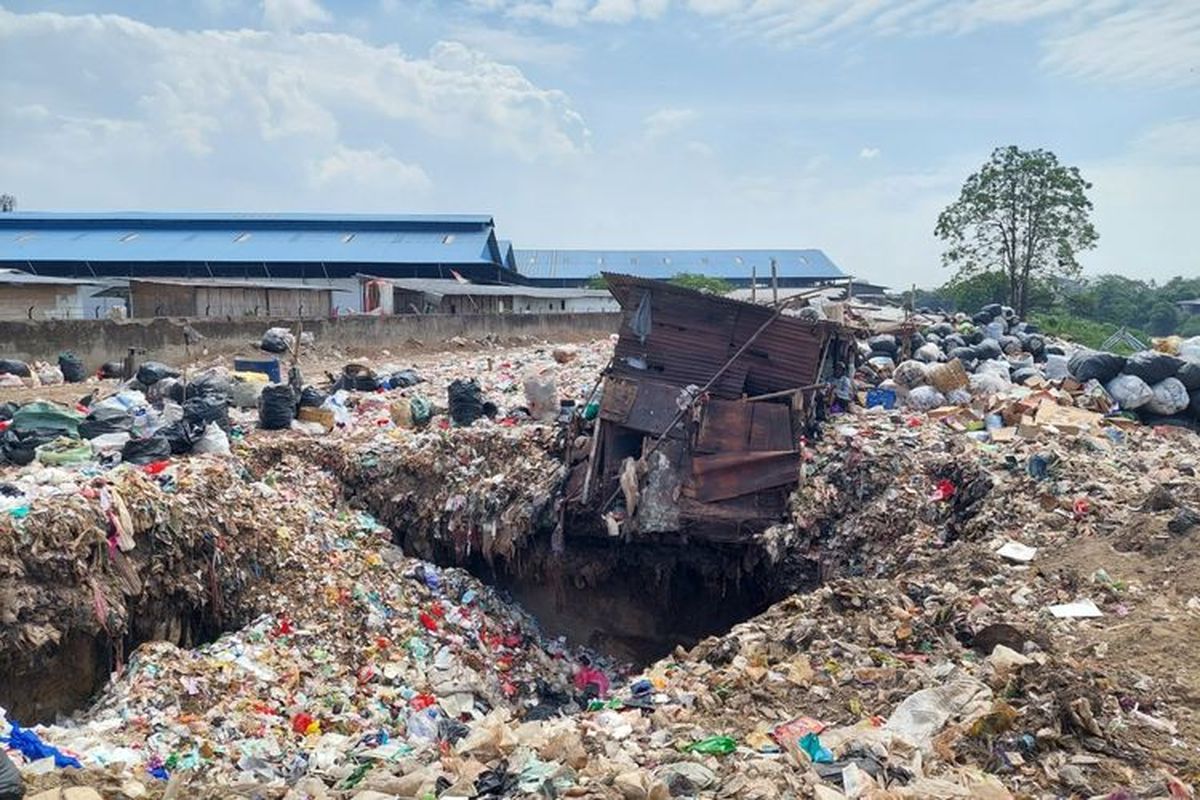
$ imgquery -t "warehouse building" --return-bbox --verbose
[514,249,846,288]
[0,212,522,314]
[110,278,345,319]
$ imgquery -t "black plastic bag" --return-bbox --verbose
[964,329,985,345]
[183,395,230,430]
[259,385,296,430]
[1022,334,1046,357]
[974,339,1003,360]
[1123,351,1185,384]
[299,386,327,408]
[929,322,954,338]
[0,359,29,378]
[947,346,978,364]
[136,361,179,386]
[867,334,897,356]
[1011,366,1039,385]
[79,406,133,439]
[185,370,232,400]
[333,364,380,392]
[448,379,485,426]
[1178,362,1200,392]
[99,361,123,379]
[998,335,1023,356]
[2,428,60,466]
[0,403,17,422]
[1068,350,1125,383]
[261,329,293,354]
[160,419,206,455]
[121,436,171,465]
[390,369,423,388]
[0,748,23,800]
[58,352,87,383]
[942,334,966,350]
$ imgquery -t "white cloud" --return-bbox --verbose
[1041,1,1200,88]
[310,145,432,193]
[859,146,881,159]
[449,24,581,66]
[643,107,697,139]
[262,0,331,31]
[0,7,589,210]
[474,0,668,26]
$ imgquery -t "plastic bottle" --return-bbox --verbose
[131,407,150,437]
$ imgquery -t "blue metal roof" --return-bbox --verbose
[0,212,502,266]
[514,249,845,281]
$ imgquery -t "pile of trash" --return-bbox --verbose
[861,305,1200,429]
[8,452,612,799]
[0,353,89,389]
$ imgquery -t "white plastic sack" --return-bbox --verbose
[523,375,559,422]
[892,360,929,390]
[94,391,148,416]
[230,377,266,409]
[36,364,64,385]
[1145,377,1189,415]
[969,372,1010,397]
[984,320,1006,340]
[1105,374,1154,410]
[906,386,946,411]
[1180,336,1200,364]
[915,343,942,363]
[192,424,231,456]
[1044,354,1070,381]
[886,676,992,751]
[89,432,131,453]
[975,359,1012,380]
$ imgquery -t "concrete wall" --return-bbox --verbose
[0,312,621,367]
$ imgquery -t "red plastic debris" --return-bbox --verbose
[419,611,438,632]
[928,479,956,502]
[142,460,171,475]
[291,712,314,734]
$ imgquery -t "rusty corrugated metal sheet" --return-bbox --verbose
[606,273,834,398]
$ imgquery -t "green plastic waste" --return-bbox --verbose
[409,395,433,426]
[35,437,93,467]
[12,401,83,437]
[685,735,736,755]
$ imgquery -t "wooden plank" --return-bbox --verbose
[687,450,799,503]
[599,377,638,424]
[749,403,792,451]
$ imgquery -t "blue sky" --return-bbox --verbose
[1,0,1197,287]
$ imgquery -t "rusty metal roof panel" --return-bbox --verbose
[606,273,835,397]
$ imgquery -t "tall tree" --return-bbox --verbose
[935,146,1098,318]
[0,194,15,212]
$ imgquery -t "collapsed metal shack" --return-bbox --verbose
[568,273,856,541]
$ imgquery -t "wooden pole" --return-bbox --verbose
[751,265,757,303]
[770,258,779,305]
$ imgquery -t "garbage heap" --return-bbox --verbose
[860,305,1200,430]
[0,456,295,720]
[241,424,566,565]
[11,450,606,800]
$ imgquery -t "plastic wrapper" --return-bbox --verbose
[1044,353,1069,380]
[906,385,946,411]
[1145,377,1189,415]
[523,375,559,422]
[192,424,231,456]
[1105,374,1154,410]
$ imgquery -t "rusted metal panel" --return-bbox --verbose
[606,273,834,398]
[687,450,799,503]
[695,399,791,453]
